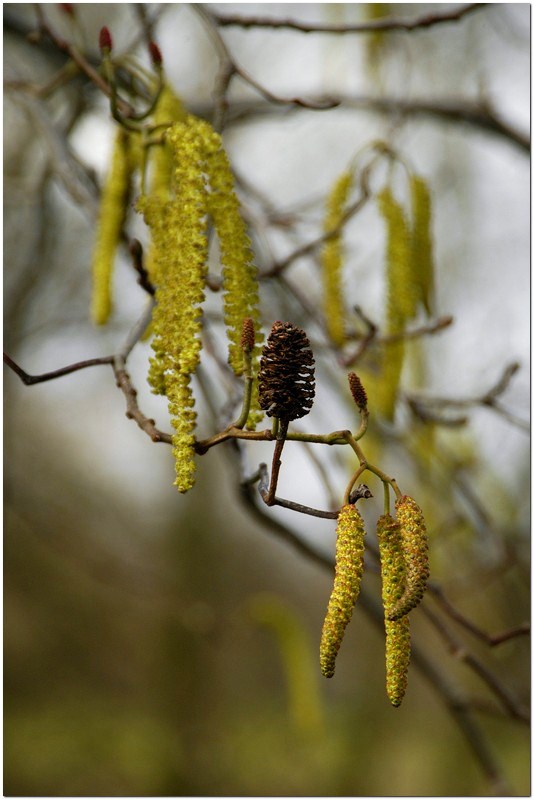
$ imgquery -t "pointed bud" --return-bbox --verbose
[149,41,163,67]
[99,26,112,54]
[58,3,75,16]
[348,372,368,411]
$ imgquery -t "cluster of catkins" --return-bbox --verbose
[320,494,429,707]
[90,79,263,492]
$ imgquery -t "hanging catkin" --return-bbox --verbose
[388,495,429,621]
[320,504,366,678]
[91,129,137,325]
[376,185,417,419]
[321,170,353,346]
[376,513,411,707]
[410,174,435,317]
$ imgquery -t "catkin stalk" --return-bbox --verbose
[320,504,366,678]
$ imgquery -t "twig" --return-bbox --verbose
[429,585,530,647]
[421,605,529,724]
[263,160,374,278]
[4,352,113,384]
[129,239,156,296]
[255,463,338,519]
[192,5,339,120]
[211,4,487,35]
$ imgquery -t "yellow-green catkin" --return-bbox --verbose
[410,174,434,317]
[149,84,187,200]
[203,131,263,427]
[322,170,353,346]
[204,139,263,375]
[365,3,390,77]
[376,513,411,707]
[91,129,135,325]
[388,495,429,621]
[139,119,209,491]
[376,186,413,419]
[320,504,366,678]
[250,593,324,737]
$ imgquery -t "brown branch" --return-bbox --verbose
[111,355,170,444]
[406,361,529,432]
[421,605,529,725]
[4,352,113,384]
[32,4,135,118]
[192,4,339,123]
[263,160,374,278]
[212,4,487,35]
[129,239,155,296]
[429,585,530,647]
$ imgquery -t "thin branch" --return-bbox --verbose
[421,605,529,725]
[211,4,487,35]
[263,159,374,278]
[4,352,113,384]
[429,585,530,647]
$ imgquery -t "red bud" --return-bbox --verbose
[99,26,112,53]
[58,3,75,16]
[149,41,163,66]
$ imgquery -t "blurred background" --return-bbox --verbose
[4,3,530,796]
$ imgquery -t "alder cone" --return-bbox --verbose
[258,321,315,420]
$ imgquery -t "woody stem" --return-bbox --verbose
[265,417,289,505]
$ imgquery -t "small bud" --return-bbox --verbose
[149,41,163,67]
[99,26,113,54]
[58,3,75,16]
[241,317,255,353]
[348,372,368,411]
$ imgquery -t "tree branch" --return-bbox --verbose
[211,4,487,35]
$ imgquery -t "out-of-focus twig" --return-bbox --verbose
[211,4,487,35]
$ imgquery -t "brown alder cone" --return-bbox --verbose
[258,321,315,421]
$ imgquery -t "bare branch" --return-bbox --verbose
[4,351,113,384]
[211,4,487,35]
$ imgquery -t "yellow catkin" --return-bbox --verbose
[410,174,434,317]
[388,495,429,621]
[322,170,353,346]
[138,120,209,491]
[91,129,135,325]
[201,127,263,428]
[365,3,391,76]
[149,84,187,200]
[203,134,263,372]
[376,186,414,419]
[320,504,366,678]
[376,514,411,707]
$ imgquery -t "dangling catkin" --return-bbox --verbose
[91,129,136,325]
[321,170,353,346]
[320,504,365,678]
[376,186,414,419]
[376,513,411,707]
[388,496,429,621]
[410,174,435,317]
